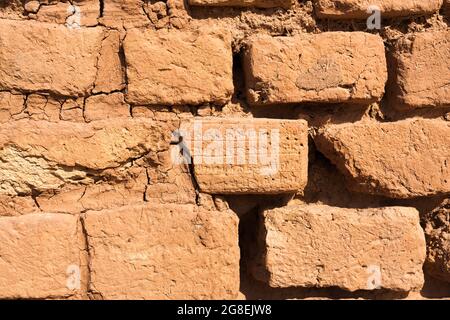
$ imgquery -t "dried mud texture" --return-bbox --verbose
[0,119,170,196]
[0,20,111,96]
[315,0,443,19]
[424,199,450,282]
[189,0,292,8]
[184,118,309,194]
[244,32,388,105]
[315,119,450,199]
[0,213,84,299]
[83,203,240,299]
[0,0,449,301]
[254,204,426,292]
[124,28,234,105]
[391,30,450,108]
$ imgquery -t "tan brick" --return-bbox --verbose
[244,32,387,105]
[393,30,450,108]
[93,30,125,94]
[255,204,426,292]
[60,98,84,122]
[0,195,39,217]
[84,93,130,122]
[177,118,308,194]
[124,29,233,105]
[0,119,170,196]
[315,0,442,19]
[188,0,291,8]
[0,20,107,97]
[22,94,61,122]
[0,214,82,298]
[29,0,99,26]
[0,92,24,123]
[315,119,450,198]
[83,204,240,299]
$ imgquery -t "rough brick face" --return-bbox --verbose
[244,32,387,105]
[83,204,240,299]
[1,0,450,301]
[315,0,443,19]
[182,118,308,194]
[124,29,233,105]
[189,0,291,8]
[254,204,426,292]
[0,119,170,196]
[0,92,24,123]
[0,20,108,97]
[392,30,450,108]
[0,214,82,299]
[315,119,450,198]
[101,0,151,28]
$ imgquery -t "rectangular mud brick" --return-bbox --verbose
[254,204,426,292]
[0,119,171,196]
[392,30,450,108]
[178,118,308,194]
[0,19,121,96]
[314,0,443,19]
[188,0,292,8]
[0,214,82,299]
[244,32,387,105]
[314,119,450,198]
[83,203,240,299]
[124,29,233,105]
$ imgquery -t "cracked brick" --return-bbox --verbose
[254,204,426,292]
[244,32,387,105]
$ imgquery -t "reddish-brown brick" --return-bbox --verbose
[124,29,233,105]
[83,204,240,299]
[0,20,121,97]
[315,0,443,19]
[244,32,387,105]
[254,204,426,292]
[392,30,450,108]
[179,118,309,194]
[189,0,291,8]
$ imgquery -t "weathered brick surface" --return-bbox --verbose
[124,29,233,105]
[392,30,450,108]
[255,204,426,292]
[101,0,151,28]
[93,30,125,94]
[0,214,82,298]
[315,0,443,19]
[244,32,387,105]
[0,0,449,301]
[83,204,240,299]
[0,119,170,196]
[189,0,291,8]
[182,118,308,194]
[315,119,450,198]
[0,92,24,123]
[33,0,100,26]
[0,20,114,96]
[84,93,130,122]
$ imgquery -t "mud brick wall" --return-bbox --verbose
[0,0,449,300]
